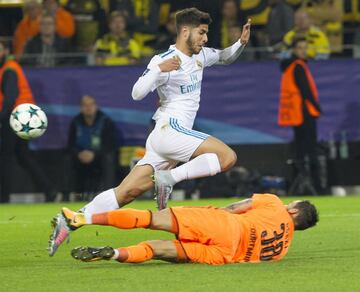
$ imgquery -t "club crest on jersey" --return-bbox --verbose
[174,55,182,65]
[196,60,203,69]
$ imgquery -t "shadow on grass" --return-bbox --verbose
[287,248,359,261]
[79,261,188,270]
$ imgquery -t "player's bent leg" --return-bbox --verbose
[113,164,154,207]
[71,240,187,264]
[192,136,237,172]
[153,137,237,210]
[180,242,226,265]
[82,164,154,216]
[72,242,155,263]
[63,207,176,233]
[63,207,152,229]
[80,165,154,220]
[146,240,188,262]
[149,208,178,233]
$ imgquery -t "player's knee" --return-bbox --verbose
[220,150,237,172]
[150,209,172,231]
[146,240,177,259]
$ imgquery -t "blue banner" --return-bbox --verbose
[25,59,360,149]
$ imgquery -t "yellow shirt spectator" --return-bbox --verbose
[283,10,330,59]
[302,0,343,53]
[94,12,141,66]
[283,26,330,59]
[95,33,141,65]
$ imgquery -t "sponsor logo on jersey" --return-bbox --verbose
[180,73,202,94]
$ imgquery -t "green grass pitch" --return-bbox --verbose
[0,196,359,292]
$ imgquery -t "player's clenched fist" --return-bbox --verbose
[158,57,181,72]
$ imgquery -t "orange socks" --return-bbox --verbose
[92,209,151,229]
[116,242,154,263]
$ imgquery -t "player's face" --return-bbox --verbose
[186,24,208,54]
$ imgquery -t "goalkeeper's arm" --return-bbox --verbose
[222,198,253,214]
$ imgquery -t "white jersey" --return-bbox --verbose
[132,41,244,129]
[149,45,221,128]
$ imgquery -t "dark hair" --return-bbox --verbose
[291,37,307,49]
[175,8,212,33]
[294,200,319,231]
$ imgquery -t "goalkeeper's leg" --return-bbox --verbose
[71,240,187,263]
[63,207,178,233]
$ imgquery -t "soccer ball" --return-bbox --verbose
[9,103,48,140]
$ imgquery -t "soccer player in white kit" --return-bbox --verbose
[48,8,251,256]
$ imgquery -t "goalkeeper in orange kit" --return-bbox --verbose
[63,194,318,265]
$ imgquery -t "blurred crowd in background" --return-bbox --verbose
[1,0,360,67]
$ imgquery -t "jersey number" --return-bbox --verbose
[260,223,285,261]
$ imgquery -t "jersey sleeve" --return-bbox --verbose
[201,41,244,67]
[201,47,220,67]
[251,194,283,209]
[146,55,170,91]
[131,55,169,100]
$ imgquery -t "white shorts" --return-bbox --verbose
[136,116,209,171]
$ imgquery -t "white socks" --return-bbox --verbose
[111,249,119,260]
[169,153,221,184]
[82,189,119,223]
[80,154,221,222]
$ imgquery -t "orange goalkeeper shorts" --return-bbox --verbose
[170,206,242,265]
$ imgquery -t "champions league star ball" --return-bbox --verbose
[9,103,48,140]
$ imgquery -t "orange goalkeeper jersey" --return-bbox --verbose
[234,194,294,263]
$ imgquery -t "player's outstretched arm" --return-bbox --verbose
[222,198,253,214]
[240,19,251,46]
[217,19,251,65]
[131,57,180,101]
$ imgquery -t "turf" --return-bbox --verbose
[0,196,359,292]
